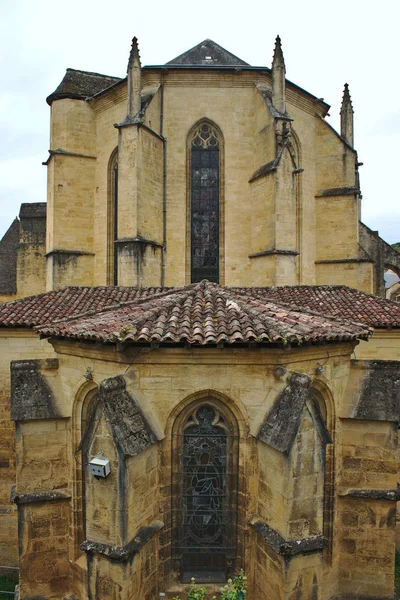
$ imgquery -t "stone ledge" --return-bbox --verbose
[315,186,360,198]
[338,487,400,501]
[249,248,298,259]
[115,236,163,248]
[45,249,95,257]
[330,595,397,600]
[315,258,373,264]
[250,517,327,558]
[80,520,164,561]
[10,486,71,504]
[249,159,278,183]
[42,148,97,165]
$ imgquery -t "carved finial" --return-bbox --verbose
[127,36,142,120]
[272,35,285,70]
[340,83,354,147]
[128,36,141,71]
[272,35,286,115]
[341,83,353,112]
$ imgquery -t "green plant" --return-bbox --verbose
[395,550,400,593]
[0,570,19,600]
[171,571,247,600]
[219,570,247,600]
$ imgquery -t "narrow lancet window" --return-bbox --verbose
[107,151,118,285]
[190,123,220,283]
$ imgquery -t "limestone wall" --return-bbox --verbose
[0,331,56,567]
[9,340,399,599]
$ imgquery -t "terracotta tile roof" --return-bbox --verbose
[35,282,371,347]
[230,286,400,329]
[0,284,398,333]
[0,286,169,327]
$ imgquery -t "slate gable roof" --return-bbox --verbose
[35,281,371,346]
[166,39,249,67]
[0,284,398,332]
[46,69,122,105]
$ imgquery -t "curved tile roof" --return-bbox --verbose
[35,281,371,346]
[0,283,398,332]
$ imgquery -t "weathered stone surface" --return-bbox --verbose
[250,517,327,558]
[258,373,311,453]
[99,375,157,456]
[10,359,59,421]
[339,488,400,501]
[10,486,71,505]
[352,361,400,421]
[81,519,163,561]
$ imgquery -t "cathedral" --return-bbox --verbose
[0,36,399,600]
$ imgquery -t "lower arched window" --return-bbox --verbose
[172,400,238,582]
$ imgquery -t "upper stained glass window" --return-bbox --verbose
[190,123,220,283]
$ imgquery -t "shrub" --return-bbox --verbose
[170,570,247,600]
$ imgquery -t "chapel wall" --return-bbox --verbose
[0,331,56,567]
[92,93,124,284]
[46,100,96,289]
[9,343,400,599]
[41,68,377,291]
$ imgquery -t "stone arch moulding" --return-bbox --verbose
[186,119,225,285]
[71,379,99,560]
[171,395,239,582]
[289,125,302,169]
[107,146,118,285]
[310,382,335,564]
[310,378,335,436]
[162,390,248,586]
[165,388,248,439]
[385,263,400,279]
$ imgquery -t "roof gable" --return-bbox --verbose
[166,39,249,67]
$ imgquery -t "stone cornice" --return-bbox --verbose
[249,248,298,259]
[250,517,327,559]
[42,148,97,166]
[81,520,164,561]
[338,488,400,501]
[11,486,71,504]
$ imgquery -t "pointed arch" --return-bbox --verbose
[71,380,98,559]
[107,147,118,285]
[186,119,225,284]
[171,394,239,581]
[311,383,335,564]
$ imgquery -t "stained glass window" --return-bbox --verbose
[190,123,220,283]
[173,402,238,583]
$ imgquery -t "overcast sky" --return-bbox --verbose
[0,0,399,243]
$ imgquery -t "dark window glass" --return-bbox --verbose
[173,403,238,583]
[191,124,220,283]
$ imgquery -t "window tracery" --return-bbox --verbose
[172,401,238,582]
[190,123,220,284]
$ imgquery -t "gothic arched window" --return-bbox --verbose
[190,122,221,283]
[107,149,118,285]
[172,401,238,582]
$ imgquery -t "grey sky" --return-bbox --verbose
[0,0,399,243]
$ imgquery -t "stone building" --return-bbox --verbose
[0,37,400,600]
